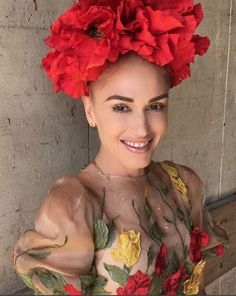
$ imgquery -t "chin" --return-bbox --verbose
[127,156,152,169]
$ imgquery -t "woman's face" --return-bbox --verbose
[82,54,169,175]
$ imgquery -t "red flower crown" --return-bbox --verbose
[42,0,210,99]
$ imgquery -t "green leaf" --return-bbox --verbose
[176,207,192,232]
[19,272,41,294]
[105,220,117,248]
[91,286,111,295]
[176,207,185,222]
[123,265,132,275]
[79,274,94,289]
[144,198,152,221]
[94,218,109,249]
[160,182,169,195]
[34,270,66,293]
[148,273,164,295]
[104,263,128,286]
[93,275,108,287]
[183,245,189,259]
[79,275,94,294]
[79,264,110,295]
[184,262,193,276]
[28,251,51,259]
[150,222,166,242]
[90,264,97,280]
[52,272,67,285]
[35,271,53,289]
[147,244,155,272]
[166,251,179,276]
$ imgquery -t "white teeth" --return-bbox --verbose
[124,141,150,148]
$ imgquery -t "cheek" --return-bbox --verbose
[96,109,125,131]
[95,114,124,145]
[150,112,168,135]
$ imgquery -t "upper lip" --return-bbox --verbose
[122,139,152,143]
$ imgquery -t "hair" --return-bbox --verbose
[88,52,171,100]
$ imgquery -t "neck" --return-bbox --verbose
[94,147,149,177]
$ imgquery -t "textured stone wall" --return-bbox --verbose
[0,0,235,294]
[0,0,88,293]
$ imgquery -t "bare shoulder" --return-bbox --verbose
[157,159,205,209]
[159,160,203,186]
[47,176,86,200]
[41,176,87,210]
[36,176,92,225]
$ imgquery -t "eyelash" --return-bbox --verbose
[112,103,167,113]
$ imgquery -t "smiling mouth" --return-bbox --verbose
[120,139,153,150]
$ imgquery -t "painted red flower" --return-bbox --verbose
[155,243,167,275]
[42,0,210,99]
[64,284,82,295]
[163,265,189,296]
[116,270,152,295]
[216,244,224,256]
[189,226,209,262]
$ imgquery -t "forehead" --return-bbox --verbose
[89,54,170,100]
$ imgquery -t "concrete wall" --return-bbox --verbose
[0,0,235,294]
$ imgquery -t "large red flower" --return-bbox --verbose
[42,0,210,99]
[163,265,189,296]
[155,0,195,13]
[155,243,167,275]
[189,226,209,262]
[116,270,152,295]
[64,284,82,295]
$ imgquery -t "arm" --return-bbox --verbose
[13,176,95,294]
[160,160,229,295]
[162,160,229,249]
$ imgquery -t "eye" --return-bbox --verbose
[112,104,130,113]
[147,103,167,111]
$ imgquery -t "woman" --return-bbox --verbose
[13,1,229,295]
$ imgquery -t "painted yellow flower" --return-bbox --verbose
[183,260,206,295]
[159,162,190,205]
[111,230,141,268]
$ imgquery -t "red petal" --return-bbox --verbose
[147,8,184,34]
[64,284,82,295]
[192,35,210,56]
[156,0,194,13]
[192,3,204,25]
[170,63,191,87]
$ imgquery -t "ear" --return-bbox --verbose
[81,96,96,126]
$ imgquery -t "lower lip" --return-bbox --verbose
[120,140,153,153]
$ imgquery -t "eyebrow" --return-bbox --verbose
[105,93,168,103]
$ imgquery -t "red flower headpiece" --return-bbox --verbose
[42,0,210,99]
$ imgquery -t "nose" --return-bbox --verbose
[131,111,152,139]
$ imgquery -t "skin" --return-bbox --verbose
[82,53,170,177]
